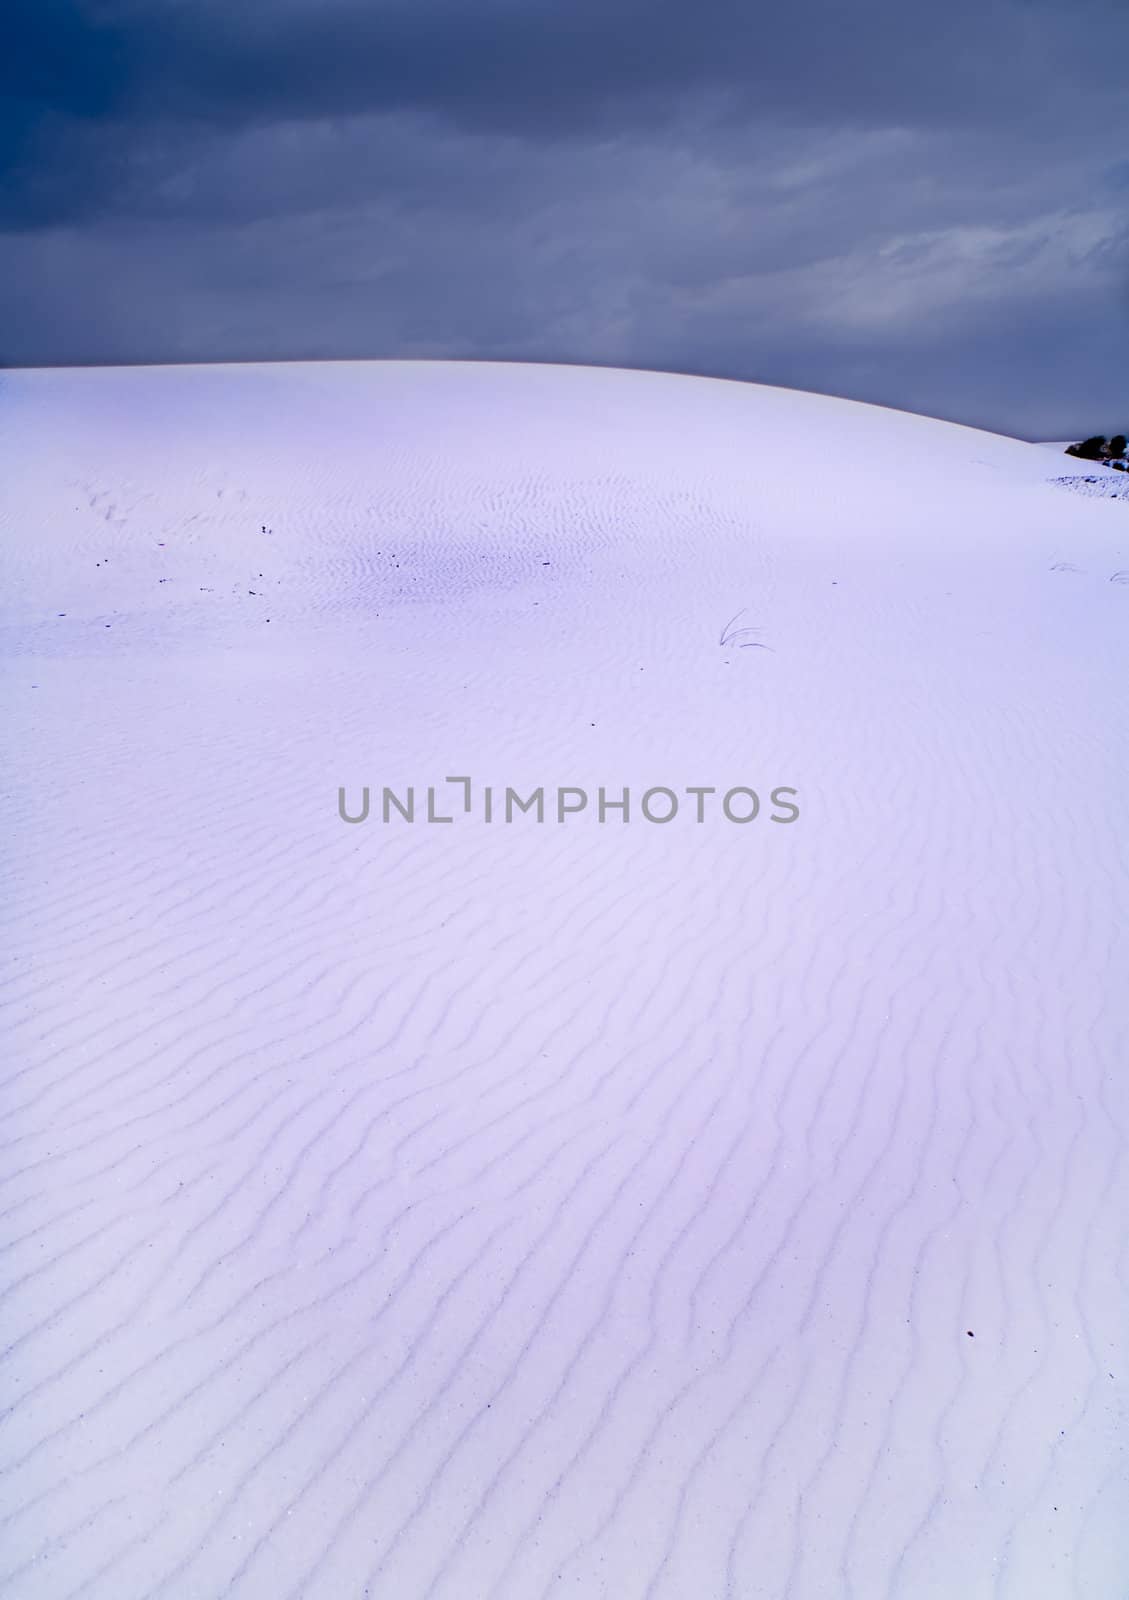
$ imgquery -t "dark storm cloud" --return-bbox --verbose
[1,0,1126,435]
[9,0,1128,139]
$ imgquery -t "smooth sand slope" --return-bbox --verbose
[1,361,1127,1600]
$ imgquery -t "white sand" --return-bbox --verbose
[1,360,1127,1599]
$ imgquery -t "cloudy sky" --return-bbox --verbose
[3,0,1127,436]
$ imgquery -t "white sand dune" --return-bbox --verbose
[1,360,1127,1600]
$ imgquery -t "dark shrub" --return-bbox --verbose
[1068,436,1107,461]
